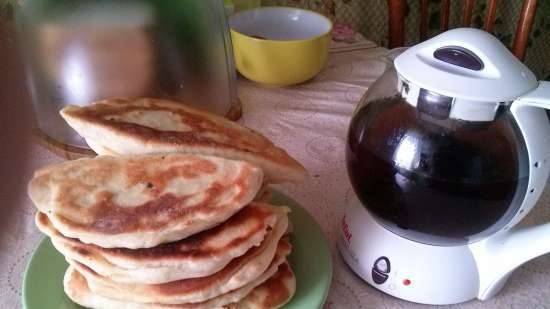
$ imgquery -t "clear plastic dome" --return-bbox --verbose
[17,0,239,149]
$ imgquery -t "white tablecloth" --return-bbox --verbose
[2,39,550,309]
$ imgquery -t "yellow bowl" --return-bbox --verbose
[229,7,332,86]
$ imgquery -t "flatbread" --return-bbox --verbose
[253,185,272,203]
[64,248,292,309]
[37,204,288,284]
[28,153,263,249]
[60,98,307,184]
[85,138,118,155]
[69,218,289,304]
[235,262,296,309]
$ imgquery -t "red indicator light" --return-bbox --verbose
[403,279,411,286]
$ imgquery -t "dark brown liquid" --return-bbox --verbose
[346,97,528,245]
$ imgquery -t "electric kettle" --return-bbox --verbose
[338,28,550,305]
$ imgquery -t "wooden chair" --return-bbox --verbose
[387,0,539,60]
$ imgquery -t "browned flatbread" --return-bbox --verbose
[36,204,289,284]
[60,98,308,184]
[237,262,296,309]
[28,153,263,249]
[64,245,293,309]
[68,228,290,304]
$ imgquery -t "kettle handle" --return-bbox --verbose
[508,81,550,226]
[470,81,550,300]
[515,81,550,109]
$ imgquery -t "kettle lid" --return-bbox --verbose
[394,28,537,103]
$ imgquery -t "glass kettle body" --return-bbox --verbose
[347,64,530,246]
[340,28,550,304]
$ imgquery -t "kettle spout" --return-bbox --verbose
[469,223,550,300]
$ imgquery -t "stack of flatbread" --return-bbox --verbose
[28,98,308,309]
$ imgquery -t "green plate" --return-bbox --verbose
[23,191,333,309]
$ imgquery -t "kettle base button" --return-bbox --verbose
[372,257,391,284]
[372,270,389,284]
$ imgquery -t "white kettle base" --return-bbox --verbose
[338,197,514,305]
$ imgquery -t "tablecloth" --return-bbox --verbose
[1,37,550,309]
